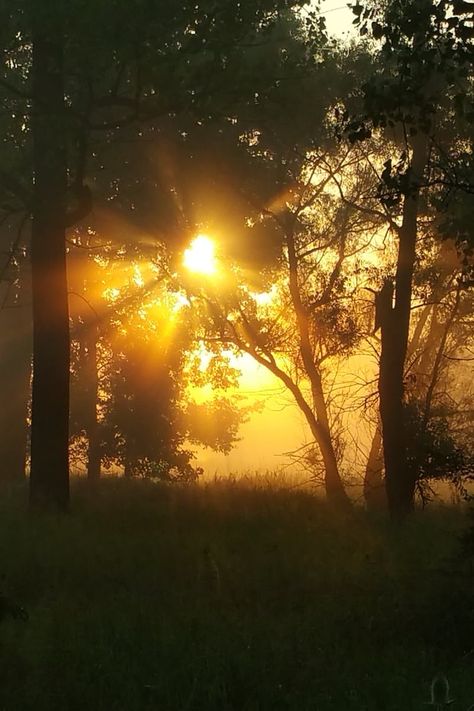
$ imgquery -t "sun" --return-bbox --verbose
[183,234,217,275]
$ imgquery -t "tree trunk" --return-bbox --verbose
[123,452,133,479]
[29,12,70,511]
[363,425,386,511]
[285,222,350,507]
[379,132,429,519]
[238,334,350,506]
[0,303,32,482]
[83,323,101,480]
[422,286,461,428]
[310,371,349,505]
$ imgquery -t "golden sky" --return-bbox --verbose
[180,234,377,482]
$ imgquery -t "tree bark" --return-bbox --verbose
[83,323,101,480]
[363,425,386,511]
[0,303,32,483]
[379,132,429,519]
[29,11,70,511]
[309,369,349,505]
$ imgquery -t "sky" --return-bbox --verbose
[318,0,355,38]
[194,357,312,477]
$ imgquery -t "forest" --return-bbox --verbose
[0,1,473,709]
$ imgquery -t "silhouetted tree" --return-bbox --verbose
[348,0,474,517]
[29,5,70,510]
[0,0,320,507]
[0,230,31,483]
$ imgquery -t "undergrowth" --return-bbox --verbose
[0,477,472,710]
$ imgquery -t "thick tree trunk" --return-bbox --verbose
[379,132,429,519]
[363,425,386,511]
[29,13,70,511]
[0,303,32,482]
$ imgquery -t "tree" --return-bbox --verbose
[29,5,70,510]
[181,140,381,506]
[0,218,31,484]
[0,0,317,507]
[347,0,474,517]
[67,237,247,481]
[361,231,474,509]
[146,31,402,506]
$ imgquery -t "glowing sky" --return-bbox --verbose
[319,0,355,38]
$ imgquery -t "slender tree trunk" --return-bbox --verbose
[309,371,349,504]
[83,324,101,480]
[29,12,70,511]
[0,303,32,482]
[379,132,429,519]
[422,286,461,428]
[285,222,350,507]
[415,283,448,393]
[227,323,350,506]
[363,425,386,511]
[407,302,432,365]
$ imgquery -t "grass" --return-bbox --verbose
[0,476,472,710]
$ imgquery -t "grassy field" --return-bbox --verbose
[0,477,472,711]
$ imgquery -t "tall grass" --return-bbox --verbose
[0,477,472,710]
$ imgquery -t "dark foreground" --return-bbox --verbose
[0,478,472,710]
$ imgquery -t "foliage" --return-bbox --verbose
[404,400,473,486]
[68,255,249,480]
[349,0,474,129]
[340,0,474,264]
[183,398,252,454]
[101,328,196,481]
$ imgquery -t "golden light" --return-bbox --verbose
[250,284,279,306]
[183,234,217,275]
[102,286,120,302]
[132,264,145,288]
[171,291,191,312]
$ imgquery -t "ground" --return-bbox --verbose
[0,477,472,710]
